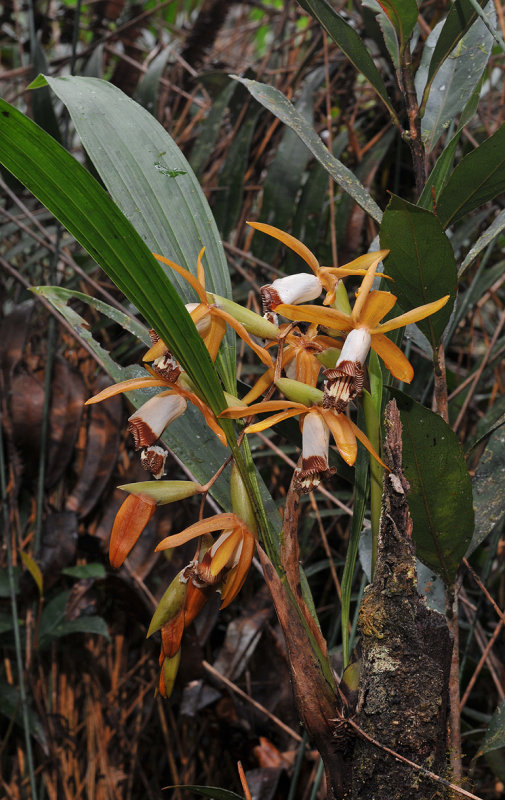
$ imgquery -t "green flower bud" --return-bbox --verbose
[276,378,324,406]
[118,480,203,505]
[230,463,257,535]
[147,570,188,638]
[207,293,279,340]
[316,348,341,369]
[162,649,181,698]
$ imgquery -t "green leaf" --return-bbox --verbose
[437,122,505,228]
[38,75,236,390]
[459,208,505,276]
[164,787,243,800]
[420,0,490,108]
[62,563,107,579]
[417,131,461,210]
[379,195,457,347]
[0,97,228,419]
[480,699,505,755]
[389,389,474,584]
[375,0,418,48]
[362,0,400,69]
[134,47,172,114]
[233,76,383,223]
[468,424,505,556]
[416,2,496,154]
[296,0,398,123]
[0,682,48,751]
[189,81,236,179]
[19,552,43,595]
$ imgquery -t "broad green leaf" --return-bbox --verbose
[135,46,172,114]
[37,75,236,390]
[296,0,398,123]
[34,286,233,509]
[417,132,461,210]
[460,208,505,276]
[233,76,383,223]
[363,0,400,69]
[379,195,457,346]
[164,787,243,800]
[420,0,489,108]
[437,122,505,228]
[416,2,496,154]
[375,0,418,48]
[389,389,474,584]
[479,699,505,755]
[0,98,228,419]
[189,81,236,179]
[468,424,505,556]
[19,552,43,595]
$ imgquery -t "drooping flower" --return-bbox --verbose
[156,512,256,609]
[248,221,389,311]
[153,248,274,368]
[276,255,450,409]
[220,398,385,492]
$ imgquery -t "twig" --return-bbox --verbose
[201,660,304,743]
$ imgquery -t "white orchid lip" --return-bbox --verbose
[294,413,335,493]
[140,444,168,480]
[261,273,322,313]
[128,394,187,449]
[323,328,370,412]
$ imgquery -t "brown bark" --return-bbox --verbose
[351,400,453,799]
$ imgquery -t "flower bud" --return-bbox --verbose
[109,493,156,569]
[118,480,203,505]
[276,377,324,406]
[230,463,257,535]
[128,393,187,449]
[160,649,181,698]
[147,570,188,638]
[207,293,279,340]
[261,273,322,313]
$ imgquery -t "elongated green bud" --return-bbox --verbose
[118,480,203,505]
[230,463,257,534]
[162,649,181,698]
[316,348,341,369]
[223,392,247,408]
[332,279,352,314]
[147,570,188,638]
[207,292,279,340]
[276,378,324,406]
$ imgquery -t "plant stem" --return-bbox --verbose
[399,45,426,197]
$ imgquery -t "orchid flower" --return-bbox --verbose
[156,513,256,609]
[220,400,385,492]
[249,221,389,310]
[152,248,273,368]
[276,254,450,410]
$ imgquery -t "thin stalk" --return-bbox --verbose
[362,390,383,578]
[399,44,426,197]
[0,410,38,799]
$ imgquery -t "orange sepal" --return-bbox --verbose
[321,410,357,466]
[220,533,255,608]
[156,513,242,551]
[209,529,242,577]
[247,221,319,274]
[371,333,414,383]
[153,252,207,303]
[184,582,209,627]
[86,377,169,404]
[109,494,156,568]
[160,611,186,659]
[276,304,353,332]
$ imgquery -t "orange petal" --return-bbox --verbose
[247,221,319,275]
[321,410,357,466]
[296,349,321,387]
[359,290,397,330]
[220,400,306,418]
[196,247,206,290]
[160,610,185,659]
[109,494,156,568]
[155,513,242,551]
[245,408,304,433]
[209,529,242,576]
[347,418,388,469]
[220,533,255,608]
[351,251,389,323]
[372,295,450,334]
[203,314,227,362]
[86,376,169,404]
[371,333,414,383]
[213,308,274,368]
[276,304,353,332]
[153,252,207,304]
[241,368,275,405]
[143,338,168,361]
[184,582,209,626]
[181,385,228,446]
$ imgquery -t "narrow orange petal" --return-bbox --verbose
[276,304,353,331]
[247,221,319,275]
[155,513,242,551]
[213,308,274,368]
[347,418,388,469]
[296,349,321,387]
[184,582,209,627]
[220,533,255,608]
[241,368,275,405]
[143,339,168,361]
[372,295,450,334]
[351,251,389,323]
[196,247,206,290]
[209,529,242,576]
[109,494,156,568]
[321,410,357,466]
[245,408,304,433]
[203,315,227,362]
[359,290,398,330]
[153,252,207,304]
[179,386,227,445]
[86,377,169,404]
[220,400,305,418]
[371,333,414,383]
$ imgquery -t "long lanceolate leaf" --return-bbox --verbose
[0,98,227,419]
[297,0,399,126]
[234,77,384,224]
